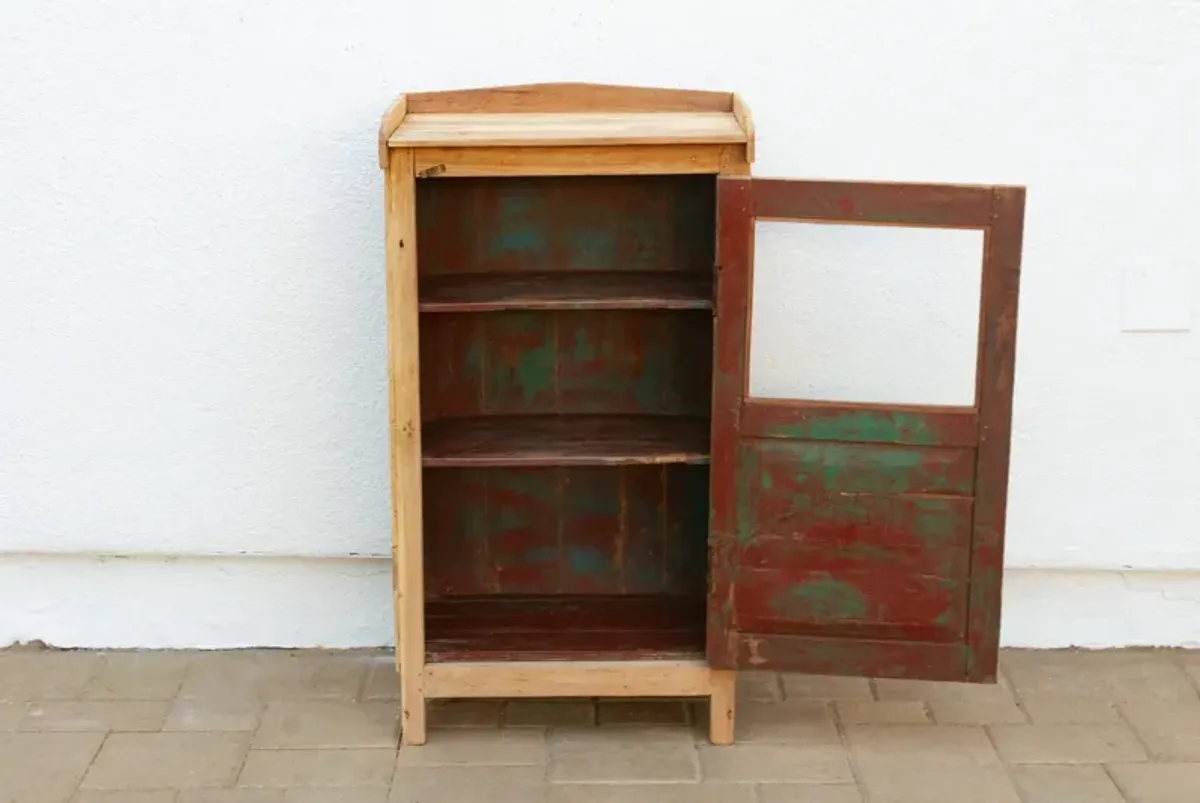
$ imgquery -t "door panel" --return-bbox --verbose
[708,177,1025,683]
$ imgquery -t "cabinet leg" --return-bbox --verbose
[401,672,426,746]
[708,669,735,746]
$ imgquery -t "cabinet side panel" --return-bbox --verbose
[386,148,426,741]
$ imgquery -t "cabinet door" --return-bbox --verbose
[708,177,1024,682]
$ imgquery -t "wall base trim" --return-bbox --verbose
[3,554,1198,650]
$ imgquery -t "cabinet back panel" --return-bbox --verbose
[423,464,708,598]
[415,175,715,276]
[420,310,712,419]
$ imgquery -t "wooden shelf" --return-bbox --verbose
[421,415,710,468]
[390,111,747,149]
[419,272,713,312]
[425,596,704,662]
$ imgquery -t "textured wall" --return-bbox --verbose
[2,0,1198,646]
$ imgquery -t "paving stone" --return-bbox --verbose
[1088,653,1199,703]
[1118,698,1200,760]
[698,743,852,783]
[253,701,398,748]
[874,676,1017,705]
[856,766,1020,803]
[72,793,181,803]
[1108,762,1200,803]
[1005,650,1197,703]
[988,723,1147,764]
[0,702,27,731]
[179,650,363,702]
[427,698,505,727]
[1016,693,1123,724]
[287,790,389,803]
[20,700,169,732]
[176,792,285,803]
[505,699,596,728]
[927,699,1026,725]
[781,674,872,701]
[82,732,250,790]
[734,700,840,744]
[164,696,265,732]
[0,732,104,803]
[361,657,401,701]
[396,729,547,767]
[737,671,783,702]
[597,699,691,725]
[1009,765,1126,803]
[758,785,864,803]
[834,700,930,725]
[238,748,396,788]
[390,766,547,803]
[0,651,98,701]
[844,724,1001,769]
[549,730,697,783]
[81,652,193,701]
[549,784,757,803]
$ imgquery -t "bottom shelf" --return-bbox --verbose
[425,595,704,662]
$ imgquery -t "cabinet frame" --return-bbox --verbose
[381,83,1023,747]
[383,84,752,747]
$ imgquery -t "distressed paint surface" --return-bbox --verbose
[420,310,712,418]
[740,402,978,448]
[426,596,703,662]
[422,465,708,598]
[709,177,1023,682]
[756,440,975,496]
[415,173,720,659]
[416,175,715,276]
[733,567,967,642]
[735,634,967,680]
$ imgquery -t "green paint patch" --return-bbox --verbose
[775,575,870,621]
[573,330,596,361]
[842,542,895,562]
[566,546,613,578]
[488,337,556,405]
[736,449,758,544]
[487,195,547,258]
[773,411,942,446]
[933,607,956,627]
[566,228,616,270]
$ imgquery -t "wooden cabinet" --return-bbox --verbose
[380,83,1025,746]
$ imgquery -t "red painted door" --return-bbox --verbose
[708,178,1025,682]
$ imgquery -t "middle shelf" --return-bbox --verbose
[418,271,714,313]
[421,414,710,468]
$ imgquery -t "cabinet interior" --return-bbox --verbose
[416,174,717,662]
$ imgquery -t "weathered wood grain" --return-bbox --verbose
[733,568,967,643]
[425,595,703,662]
[422,465,708,598]
[421,414,710,467]
[736,634,967,680]
[419,310,712,419]
[707,178,754,669]
[740,493,974,576]
[709,176,1024,683]
[966,186,1026,682]
[755,440,976,497]
[416,175,715,277]
[740,400,978,447]
[419,271,713,312]
[751,179,995,229]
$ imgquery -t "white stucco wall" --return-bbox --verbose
[2,0,1198,648]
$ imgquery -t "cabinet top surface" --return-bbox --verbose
[388,111,748,148]
[377,84,753,166]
